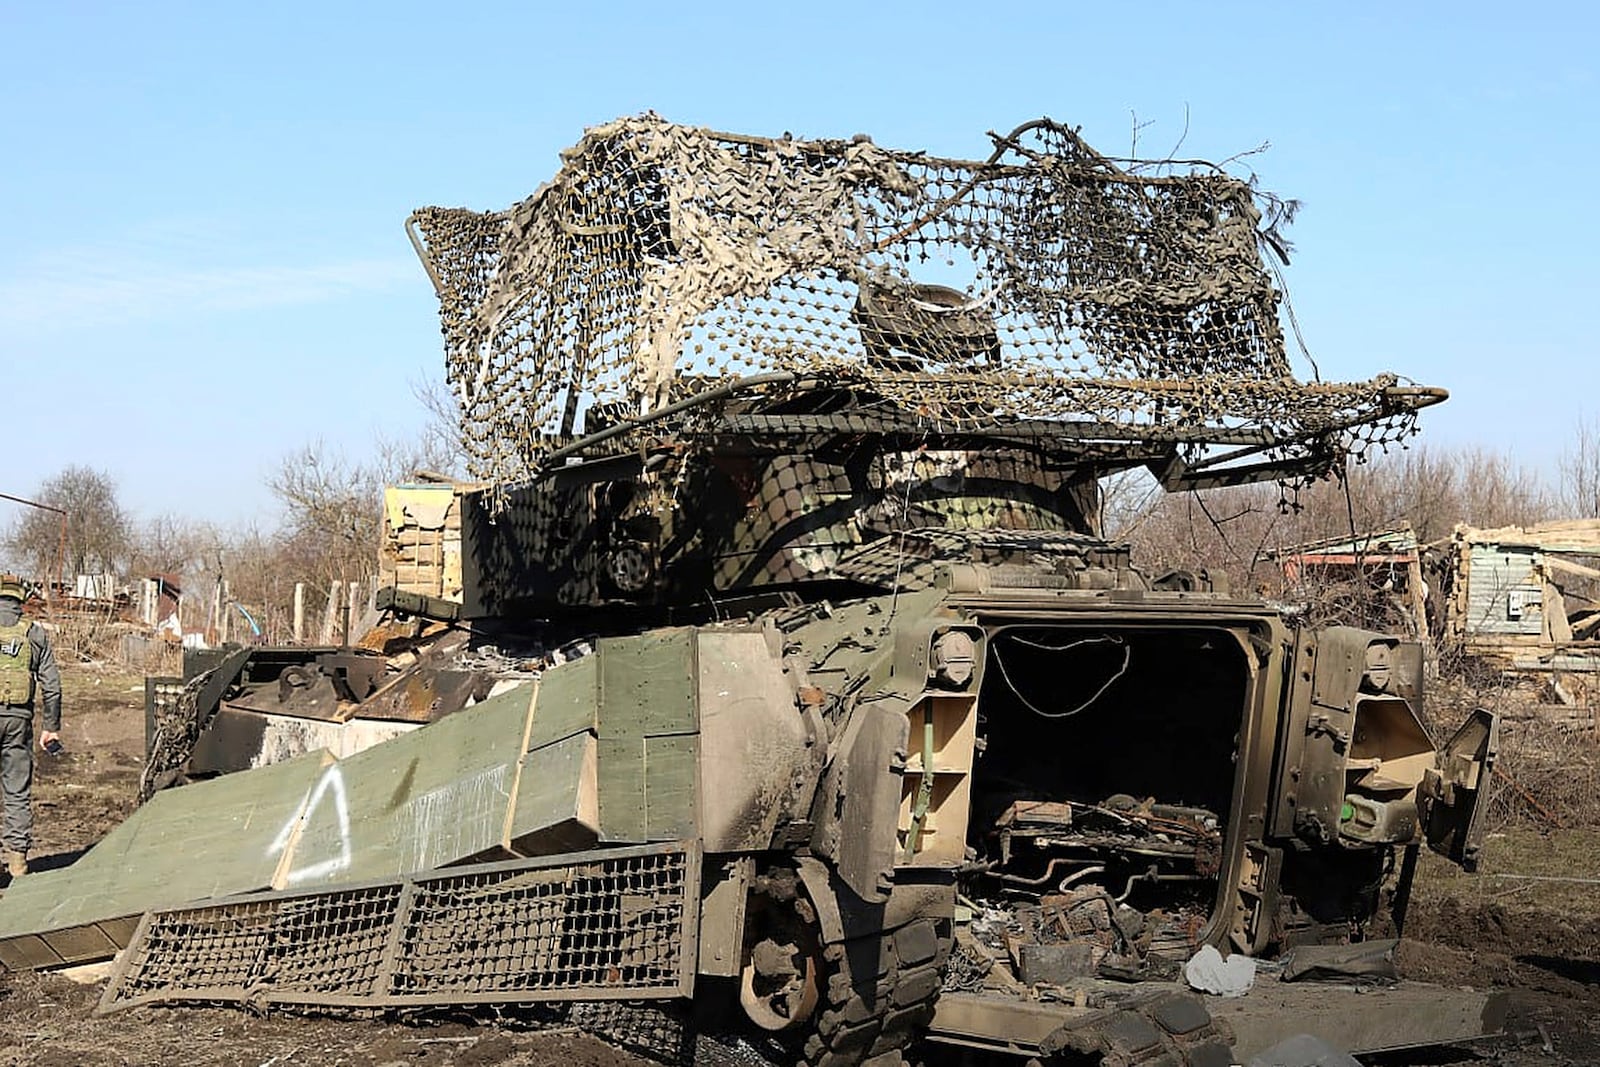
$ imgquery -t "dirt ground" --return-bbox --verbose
[0,664,1596,1066]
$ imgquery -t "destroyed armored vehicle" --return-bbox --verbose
[0,117,1501,1065]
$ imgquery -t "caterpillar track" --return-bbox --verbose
[1036,991,1236,1067]
[800,916,954,1067]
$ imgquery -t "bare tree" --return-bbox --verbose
[129,513,211,578]
[410,375,470,479]
[214,524,297,642]
[1559,415,1600,519]
[1097,468,1162,538]
[1120,480,1286,591]
[268,443,386,593]
[1116,443,1560,596]
[3,466,130,579]
[267,434,461,593]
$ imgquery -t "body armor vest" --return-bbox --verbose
[0,620,34,706]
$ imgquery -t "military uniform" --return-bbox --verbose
[0,575,62,877]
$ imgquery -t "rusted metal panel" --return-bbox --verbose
[193,705,420,772]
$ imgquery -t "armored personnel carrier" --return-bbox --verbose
[0,117,1499,1065]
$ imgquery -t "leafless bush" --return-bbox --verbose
[1488,716,1600,831]
[1289,573,1420,635]
[1425,642,1599,832]
[1560,415,1600,519]
[44,605,180,674]
[1116,442,1561,596]
[46,609,131,666]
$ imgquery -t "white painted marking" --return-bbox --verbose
[268,764,353,886]
[403,763,511,871]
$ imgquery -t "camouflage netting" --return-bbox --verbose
[409,115,1428,488]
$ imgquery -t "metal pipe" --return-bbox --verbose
[990,857,1098,889]
[1056,864,1106,892]
[537,371,798,472]
[1114,865,1205,904]
[0,491,65,515]
[0,490,69,607]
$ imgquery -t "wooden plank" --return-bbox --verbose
[1541,555,1600,582]
[1461,519,1600,552]
[1406,557,1429,641]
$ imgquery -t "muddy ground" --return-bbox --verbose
[0,664,1596,1066]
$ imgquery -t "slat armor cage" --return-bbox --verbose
[100,843,700,1013]
[408,115,1431,491]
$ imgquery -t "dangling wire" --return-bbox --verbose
[991,634,1130,719]
[886,429,931,625]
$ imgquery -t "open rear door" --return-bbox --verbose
[1421,708,1499,871]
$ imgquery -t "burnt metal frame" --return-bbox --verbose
[522,374,1445,494]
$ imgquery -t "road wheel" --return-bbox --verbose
[739,919,823,1032]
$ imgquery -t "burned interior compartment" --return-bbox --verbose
[962,625,1250,976]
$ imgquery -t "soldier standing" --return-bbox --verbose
[0,575,62,878]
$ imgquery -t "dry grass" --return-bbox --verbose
[57,660,149,714]
[1413,828,1600,920]
[1423,645,1600,833]
[44,611,181,676]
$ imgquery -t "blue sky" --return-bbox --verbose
[2,1,1594,528]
